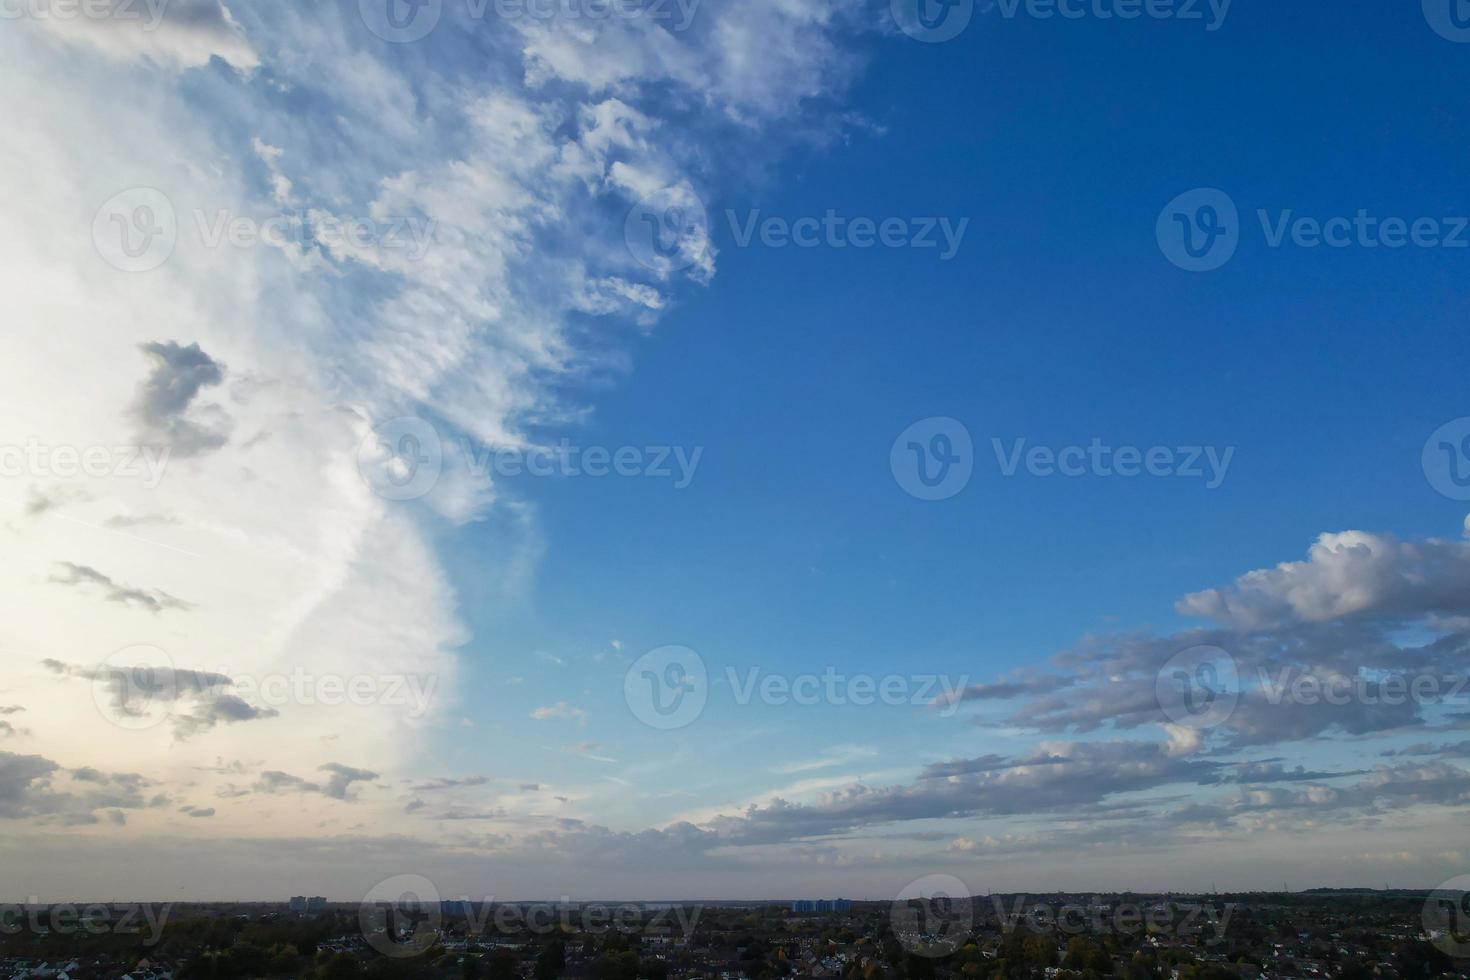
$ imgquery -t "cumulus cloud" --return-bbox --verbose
[1177,530,1470,629]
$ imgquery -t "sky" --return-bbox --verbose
[3,0,1470,902]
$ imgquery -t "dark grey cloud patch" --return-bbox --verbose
[129,340,232,457]
[50,562,191,613]
[43,658,277,739]
[254,764,379,801]
[0,752,159,824]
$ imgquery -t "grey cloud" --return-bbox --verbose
[320,763,379,800]
[0,752,159,825]
[932,675,1074,707]
[919,753,1069,779]
[409,775,490,792]
[50,562,191,614]
[26,486,91,517]
[129,340,232,457]
[1380,740,1470,758]
[44,658,277,739]
[255,764,379,801]
[696,740,1226,848]
[180,805,216,818]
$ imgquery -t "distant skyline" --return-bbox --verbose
[3,0,1470,902]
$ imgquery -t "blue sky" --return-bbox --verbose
[3,0,1470,900]
[433,0,1470,857]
